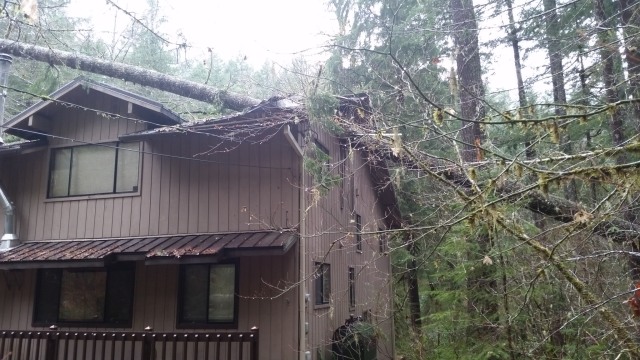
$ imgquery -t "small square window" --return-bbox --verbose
[315,262,331,305]
[34,264,135,326]
[179,263,238,327]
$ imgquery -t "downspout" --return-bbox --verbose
[0,54,16,249]
[0,54,12,144]
[284,125,306,360]
[0,186,17,250]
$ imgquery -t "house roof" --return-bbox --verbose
[0,230,298,269]
[4,77,184,140]
[119,96,305,142]
[0,138,47,156]
[121,93,403,229]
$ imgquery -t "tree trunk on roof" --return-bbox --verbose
[0,38,261,112]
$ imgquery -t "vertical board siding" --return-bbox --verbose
[0,253,299,360]
[0,93,393,358]
[303,126,395,360]
[0,107,300,241]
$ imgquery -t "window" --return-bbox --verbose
[339,141,347,210]
[315,262,331,305]
[355,214,363,252]
[179,263,238,327]
[348,267,356,309]
[48,142,140,198]
[34,264,135,326]
[379,228,388,253]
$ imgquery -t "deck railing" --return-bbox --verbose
[0,327,259,360]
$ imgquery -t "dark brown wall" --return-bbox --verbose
[0,98,300,240]
[0,249,299,360]
[0,92,395,359]
[302,128,395,360]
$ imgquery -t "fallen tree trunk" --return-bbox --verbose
[513,187,640,243]
[360,135,640,244]
[0,38,261,112]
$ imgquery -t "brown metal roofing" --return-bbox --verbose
[0,231,298,269]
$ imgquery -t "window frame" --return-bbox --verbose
[46,141,142,199]
[348,266,356,310]
[355,213,363,252]
[32,263,136,328]
[177,262,240,329]
[339,141,347,211]
[314,262,331,306]
[378,228,388,253]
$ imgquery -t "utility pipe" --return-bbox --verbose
[284,125,306,359]
[0,54,12,143]
[0,184,18,249]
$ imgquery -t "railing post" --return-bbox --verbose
[142,326,153,360]
[250,326,259,360]
[44,326,59,360]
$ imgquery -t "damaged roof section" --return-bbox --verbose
[119,95,307,142]
[0,230,298,269]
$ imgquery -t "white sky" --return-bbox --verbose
[67,0,339,67]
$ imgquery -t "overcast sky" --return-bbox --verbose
[67,0,339,67]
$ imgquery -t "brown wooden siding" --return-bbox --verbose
[302,129,394,360]
[0,248,299,360]
[0,106,300,239]
[0,95,394,359]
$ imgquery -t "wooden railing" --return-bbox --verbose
[0,327,259,360]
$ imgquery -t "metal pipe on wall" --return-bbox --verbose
[0,53,17,248]
[0,54,12,143]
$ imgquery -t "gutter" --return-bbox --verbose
[284,125,306,359]
[0,183,18,250]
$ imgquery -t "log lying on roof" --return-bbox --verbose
[0,38,261,112]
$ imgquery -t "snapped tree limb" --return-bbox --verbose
[0,38,261,112]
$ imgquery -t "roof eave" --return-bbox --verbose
[4,77,183,140]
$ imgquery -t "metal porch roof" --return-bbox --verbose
[0,230,298,269]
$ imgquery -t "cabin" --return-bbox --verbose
[0,78,400,360]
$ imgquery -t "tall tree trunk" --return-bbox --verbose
[595,0,627,162]
[505,0,527,114]
[405,231,422,335]
[505,0,544,232]
[617,0,640,285]
[0,38,260,111]
[619,0,640,132]
[543,0,578,201]
[449,0,486,163]
[577,53,600,203]
[449,0,497,339]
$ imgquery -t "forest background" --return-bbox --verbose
[2,0,640,358]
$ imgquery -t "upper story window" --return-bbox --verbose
[315,262,331,306]
[48,142,140,198]
[355,213,363,252]
[348,266,356,310]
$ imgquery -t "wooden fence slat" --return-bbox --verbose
[0,328,259,360]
